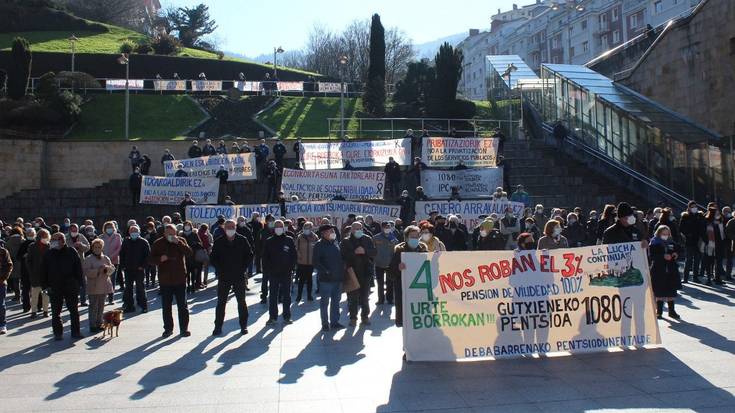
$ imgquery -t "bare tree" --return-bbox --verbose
[385,27,415,85]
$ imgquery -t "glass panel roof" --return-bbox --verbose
[486,55,539,89]
[542,64,720,144]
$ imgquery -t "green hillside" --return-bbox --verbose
[258,97,365,138]
[67,95,207,141]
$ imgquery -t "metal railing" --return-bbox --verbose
[326,117,520,140]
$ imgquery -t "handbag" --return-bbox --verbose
[194,248,209,263]
[342,267,360,293]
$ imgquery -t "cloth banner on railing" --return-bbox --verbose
[415,200,525,229]
[234,81,262,92]
[422,137,498,167]
[154,80,187,91]
[191,80,222,91]
[186,200,400,227]
[318,82,343,93]
[401,244,661,361]
[140,176,219,205]
[420,168,503,198]
[300,138,411,169]
[280,168,385,200]
[105,79,144,90]
[163,153,256,181]
[277,81,304,91]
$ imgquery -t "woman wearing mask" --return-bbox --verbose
[702,208,727,285]
[475,220,505,251]
[390,226,427,327]
[295,222,318,302]
[524,218,541,246]
[100,221,122,305]
[142,223,159,287]
[562,213,585,248]
[197,224,213,287]
[649,226,682,319]
[596,204,617,244]
[26,229,51,318]
[418,222,446,252]
[179,221,203,292]
[537,220,569,250]
[656,208,679,244]
[515,233,536,252]
[83,239,114,332]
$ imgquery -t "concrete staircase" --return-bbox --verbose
[502,139,645,211]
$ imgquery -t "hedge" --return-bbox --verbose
[0,51,326,82]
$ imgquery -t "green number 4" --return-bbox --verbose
[409,260,433,301]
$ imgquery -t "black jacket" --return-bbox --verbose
[119,237,151,271]
[129,172,142,189]
[188,145,202,158]
[679,212,705,248]
[384,161,402,182]
[475,229,505,250]
[262,234,297,277]
[41,246,83,291]
[602,221,643,244]
[340,234,377,279]
[216,169,229,184]
[210,234,253,281]
[273,143,287,159]
[443,227,468,251]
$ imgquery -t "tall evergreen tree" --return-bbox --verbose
[364,13,386,116]
[430,42,463,116]
[7,37,31,100]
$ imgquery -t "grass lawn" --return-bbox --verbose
[258,97,364,138]
[67,94,207,140]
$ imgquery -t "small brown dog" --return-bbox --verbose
[101,309,124,338]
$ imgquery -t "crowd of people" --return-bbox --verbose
[0,198,733,338]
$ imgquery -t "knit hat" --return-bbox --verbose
[480,219,495,231]
[616,202,634,218]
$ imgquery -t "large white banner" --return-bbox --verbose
[402,244,661,361]
[191,80,222,91]
[154,80,186,91]
[277,81,304,91]
[234,81,262,92]
[163,153,256,181]
[105,79,144,90]
[280,168,385,200]
[415,200,525,229]
[318,82,343,93]
[421,168,503,198]
[186,200,400,227]
[140,176,219,205]
[301,138,411,170]
[422,137,498,167]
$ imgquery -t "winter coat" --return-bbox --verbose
[296,232,318,266]
[0,247,12,284]
[373,232,399,269]
[649,237,681,297]
[562,223,586,248]
[209,234,253,281]
[5,234,22,280]
[66,233,90,259]
[41,246,83,292]
[340,234,377,280]
[312,238,344,283]
[262,234,297,277]
[25,241,48,287]
[537,235,569,250]
[83,254,114,295]
[119,237,151,272]
[100,232,123,265]
[149,236,192,286]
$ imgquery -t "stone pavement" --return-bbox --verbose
[0,275,733,412]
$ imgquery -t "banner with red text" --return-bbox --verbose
[421,137,498,167]
[401,244,660,361]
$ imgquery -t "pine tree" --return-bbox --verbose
[8,37,32,100]
[430,42,463,117]
[364,13,386,116]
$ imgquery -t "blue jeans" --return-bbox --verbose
[0,283,6,328]
[319,281,342,326]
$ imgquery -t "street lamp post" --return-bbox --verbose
[118,53,130,140]
[339,55,349,140]
[273,46,284,78]
[550,1,585,64]
[69,35,78,91]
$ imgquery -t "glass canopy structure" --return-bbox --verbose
[533,64,733,203]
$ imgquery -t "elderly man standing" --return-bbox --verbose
[42,232,84,340]
[65,223,90,306]
[263,220,297,325]
[341,221,377,326]
[120,225,151,313]
[313,224,344,331]
[150,224,193,337]
[210,220,253,336]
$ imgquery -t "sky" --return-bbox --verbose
[162,0,518,57]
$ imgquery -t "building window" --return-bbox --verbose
[552,37,560,49]
[631,14,639,29]
[613,30,621,43]
[612,8,619,22]
[654,1,663,14]
[601,34,608,45]
[599,14,608,30]
[581,19,587,30]
[582,41,589,52]
[570,46,575,57]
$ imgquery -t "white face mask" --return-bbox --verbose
[553,227,562,236]
[327,232,337,241]
[225,229,236,237]
[421,233,432,242]
[274,228,284,236]
[479,230,488,237]
[568,219,576,225]
[70,231,78,237]
[383,229,392,235]
[690,207,698,214]
[238,222,246,227]
[660,235,669,241]
[626,216,637,225]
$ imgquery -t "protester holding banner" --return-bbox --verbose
[418,222,446,252]
[602,202,646,247]
[537,220,569,250]
[340,222,377,326]
[202,139,216,157]
[475,219,505,251]
[295,222,318,302]
[384,157,402,200]
[188,140,202,159]
[312,224,344,331]
[161,149,175,165]
[389,225,426,327]
[562,213,586,248]
[263,220,297,325]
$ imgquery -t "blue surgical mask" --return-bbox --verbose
[106,228,114,235]
[130,232,140,240]
[303,229,312,236]
[407,238,419,249]
[353,230,364,238]
[267,221,275,229]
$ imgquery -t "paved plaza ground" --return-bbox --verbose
[0,274,733,412]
